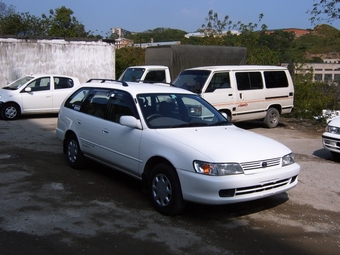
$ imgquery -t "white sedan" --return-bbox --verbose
[322,116,340,159]
[56,80,300,215]
[0,74,81,120]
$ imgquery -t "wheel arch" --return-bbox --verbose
[141,156,175,192]
[62,130,77,154]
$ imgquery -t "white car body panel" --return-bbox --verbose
[0,74,81,117]
[56,81,300,207]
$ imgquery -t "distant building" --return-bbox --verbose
[286,59,340,85]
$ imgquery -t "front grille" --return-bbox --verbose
[219,175,298,197]
[240,157,281,171]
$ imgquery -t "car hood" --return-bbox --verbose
[0,88,17,100]
[154,125,292,162]
[328,116,340,127]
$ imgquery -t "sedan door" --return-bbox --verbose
[20,76,53,113]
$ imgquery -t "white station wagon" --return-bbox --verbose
[0,74,81,120]
[56,80,300,215]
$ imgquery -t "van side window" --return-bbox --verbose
[236,72,263,90]
[264,71,289,88]
[206,72,230,92]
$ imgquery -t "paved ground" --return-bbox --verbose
[0,115,339,255]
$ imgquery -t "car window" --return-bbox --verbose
[106,91,138,123]
[137,93,230,129]
[64,88,92,111]
[206,72,231,92]
[236,72,263,90]
[80,89,111,118]
[54,77,75,89]
[26,77,51,91]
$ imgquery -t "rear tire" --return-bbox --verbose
[263,108,280,128]
[1,103,20,120]
[66,134,86,169]
[149,163,186,215]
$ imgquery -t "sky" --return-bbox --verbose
[3,0,340,36]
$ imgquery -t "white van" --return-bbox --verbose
[172,65,295,128]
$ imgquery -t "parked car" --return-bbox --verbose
[0,74,81,120]
[322,116,340,159]
[56,80,300,215]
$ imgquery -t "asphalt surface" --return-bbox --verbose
[0,115,339,255]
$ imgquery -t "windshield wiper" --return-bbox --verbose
[210,121,230,126]
[170,122,209,128]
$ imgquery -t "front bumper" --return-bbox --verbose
[322,133,340,154]
[177,163,300,205]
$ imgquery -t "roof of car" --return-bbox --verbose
[80,80,192,96]
[184,65,288,71]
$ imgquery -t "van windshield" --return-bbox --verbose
[172,70,210,93]
[119,68,145,82]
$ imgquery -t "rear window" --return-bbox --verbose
[264,71,289,88]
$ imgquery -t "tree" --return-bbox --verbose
[115,47,145,78]
[309,0,340,24]
[0,0,15,17]
[44,6,88,37]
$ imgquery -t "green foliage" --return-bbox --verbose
[308,0,340,25]
[289,72,339,119]
[125,27,187,43]
[115,47,145,78]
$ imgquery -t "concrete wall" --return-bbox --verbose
[0,38,115,87]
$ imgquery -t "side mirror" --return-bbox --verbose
[119,115,142,129]
[24,87,32,92]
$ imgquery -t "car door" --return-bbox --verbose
[98,90,142,177]
[77,89,142,176]
[52,76,76,110]
[20,76,53,113]
[202,72,235,107]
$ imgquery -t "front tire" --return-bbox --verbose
[66,134,86,169]
[1,103,20,120]
[149,163,186,215]
[263,108,280,128]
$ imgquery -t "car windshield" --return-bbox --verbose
[3,76,34,90]
[137,93,231,129]
[120,68,145,82]
[172,70,211,93]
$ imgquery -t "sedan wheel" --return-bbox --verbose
[66,134,86,169]
[149,163,186,215]
[1,103,19,120]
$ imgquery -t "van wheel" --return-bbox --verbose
[264,108,280,128]
[1,103,20,120]
[149,163,186,215]
[66,134,86,169]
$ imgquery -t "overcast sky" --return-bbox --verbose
[3,0,340,35]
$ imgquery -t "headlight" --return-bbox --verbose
[282,153,295,167]
[193,161,244,176]
[326,125,340,134]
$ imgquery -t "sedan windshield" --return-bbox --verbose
[137,93,231,128]
[3,76,34,90]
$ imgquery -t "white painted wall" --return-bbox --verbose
[0,38,115,87]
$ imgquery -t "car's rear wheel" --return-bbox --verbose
[149,163,186,215]
[264,107,280,128]
[1,103,20,120]
[66,134,86,169]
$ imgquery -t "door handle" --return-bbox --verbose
[102,129,109,134]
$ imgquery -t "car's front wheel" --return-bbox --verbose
[66,134,86,169]
[149,163,186,216]
[1,103,20,120]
